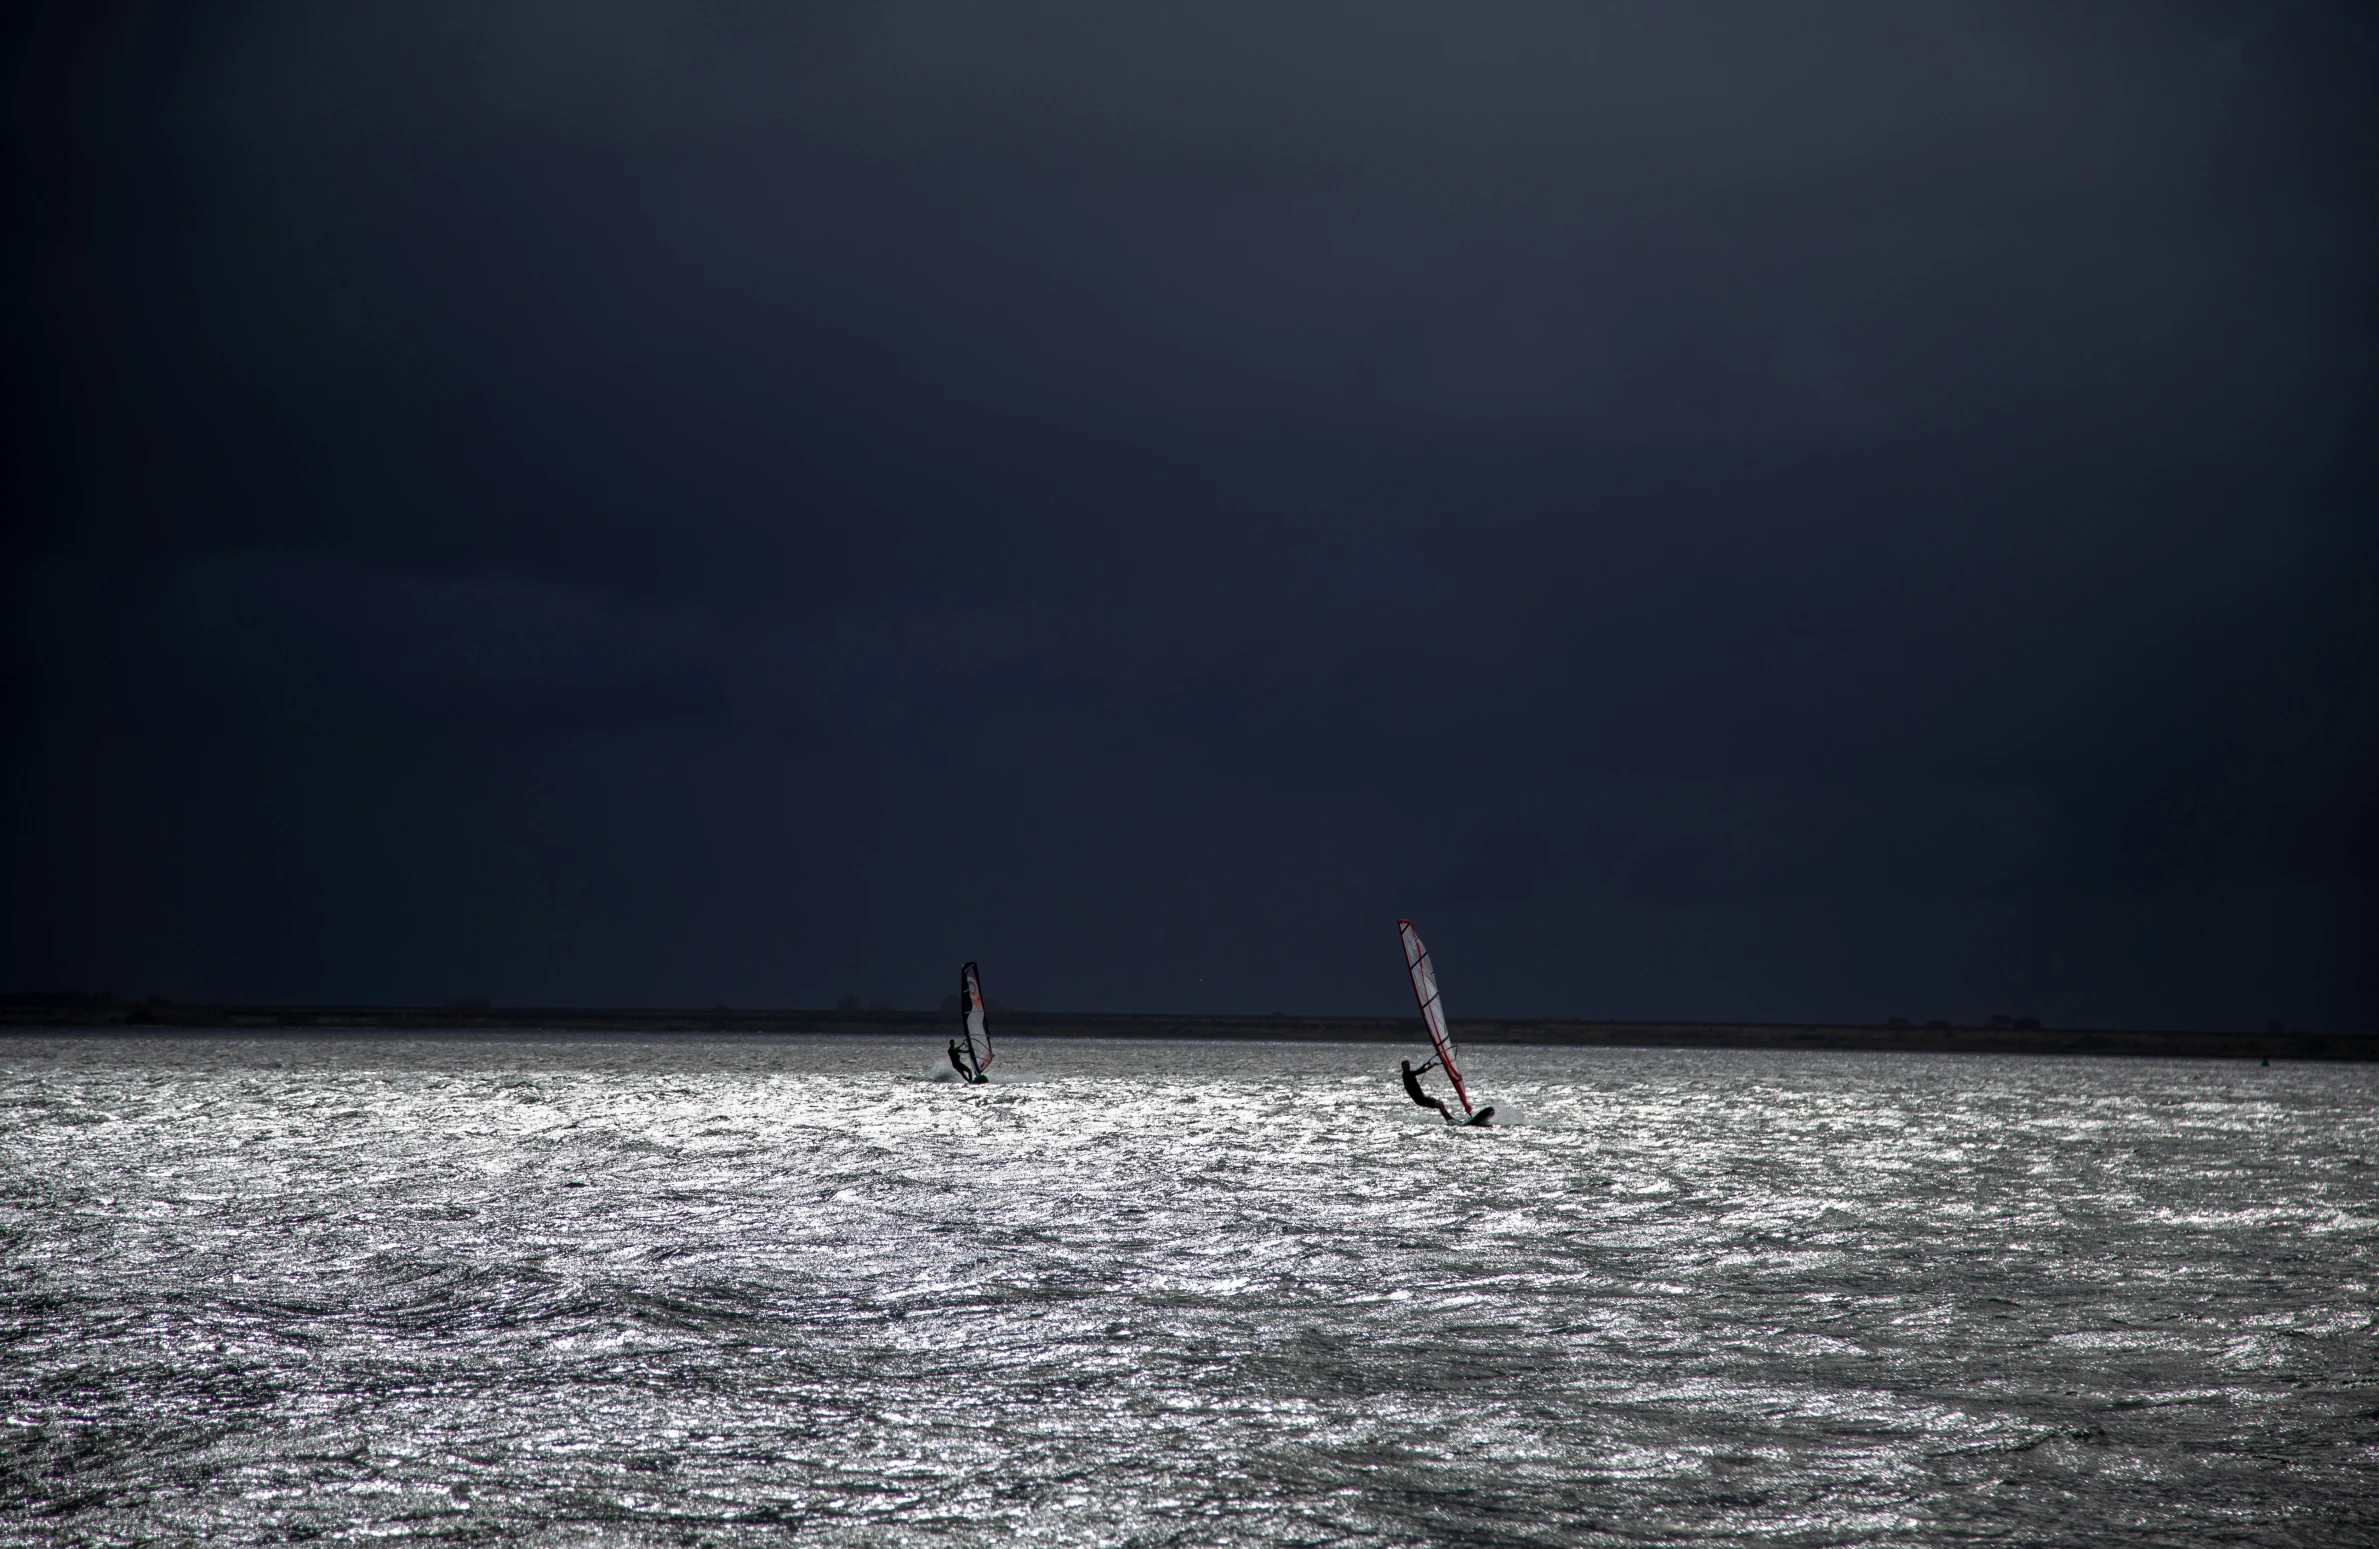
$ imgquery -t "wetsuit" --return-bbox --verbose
[949,1042,980,1082]
[1400,1060,1455,1122]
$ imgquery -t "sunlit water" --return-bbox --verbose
[2,1034,2372,1547]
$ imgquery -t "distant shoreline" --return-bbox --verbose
[1,1002,2367,1061]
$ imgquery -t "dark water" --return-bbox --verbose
[2,1035,2372,1546]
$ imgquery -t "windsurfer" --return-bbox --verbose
[1394,920,1493,1127]
[950,961,994,1083]
[1400,1058,1455,1122]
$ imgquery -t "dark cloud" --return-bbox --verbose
[6,2,2373,1028]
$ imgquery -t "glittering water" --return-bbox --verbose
[2,1035,2372,1547]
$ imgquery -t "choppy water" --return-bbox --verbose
[1,1035,2373,1547]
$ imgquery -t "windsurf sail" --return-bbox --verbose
[1396,919,1472,1116]
[956,962,992,1078]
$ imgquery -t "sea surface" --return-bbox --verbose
[1,1034,2372,1547]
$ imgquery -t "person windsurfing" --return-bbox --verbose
[1395,920,1495,1126]
[949,961,993,1084]
[1400,1057,1455,1122]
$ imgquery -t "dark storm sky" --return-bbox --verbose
[7,3,2375,1028]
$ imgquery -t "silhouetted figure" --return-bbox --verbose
[1401,1058,1496,1126]
[1400,1058,1454,1122]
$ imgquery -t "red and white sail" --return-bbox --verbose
[1396,919,1472,1115]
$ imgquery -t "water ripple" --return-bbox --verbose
[0,1035,2371,1546]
